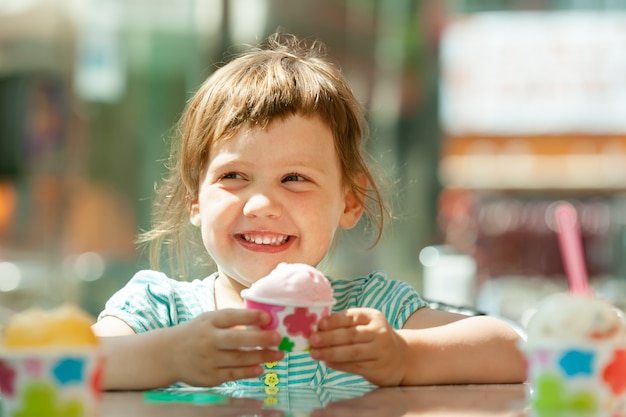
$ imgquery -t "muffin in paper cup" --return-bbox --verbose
[0,305,104,417]
[243,295,334,352]
[520,340,626,415]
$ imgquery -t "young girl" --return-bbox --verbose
[93,32,525,390]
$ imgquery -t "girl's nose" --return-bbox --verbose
[242,193,282,218]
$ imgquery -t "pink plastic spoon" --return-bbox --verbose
[554,202,591,295]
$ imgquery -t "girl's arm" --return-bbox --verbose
[93,311,285,390]
[95,319,184,390]
[398,308,526,385]
[310,307,526,386]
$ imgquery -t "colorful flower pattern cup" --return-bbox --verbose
[242,263,336,353]
[243,296,334,352]
[0,305,103,417]
[521,293,626,415]
[521,340,626,414]
[0,349,104,417]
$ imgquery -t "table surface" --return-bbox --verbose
[101,384,530,417]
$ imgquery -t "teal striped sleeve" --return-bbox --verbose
[97,270,211,333]
[331,271,426,330]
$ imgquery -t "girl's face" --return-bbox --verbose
[190,114,364,289]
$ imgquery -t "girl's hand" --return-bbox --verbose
[169,309,284,387]
[308,308,407,386]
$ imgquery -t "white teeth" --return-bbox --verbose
[243,234,288,245]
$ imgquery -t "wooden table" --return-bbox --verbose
[100,384,530,416]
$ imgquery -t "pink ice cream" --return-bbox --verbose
[241,263,335,352]
[242,262,335,305]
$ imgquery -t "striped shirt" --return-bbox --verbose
[98,269,426,388]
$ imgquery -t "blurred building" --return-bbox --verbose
[436,3,626,324]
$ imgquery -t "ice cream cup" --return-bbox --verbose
[0,347,105,417]
[519,340,626,415]
[242,294,335,353]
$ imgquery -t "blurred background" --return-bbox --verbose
[1,0,626,328]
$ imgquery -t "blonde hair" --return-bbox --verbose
[140,32,389,276]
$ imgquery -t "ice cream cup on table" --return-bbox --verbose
[242,263,336,353]
[520,293,626,414]
[520,202,626,414]
[0,305,104,417]
[522,339,626,414]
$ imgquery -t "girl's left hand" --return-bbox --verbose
[308,308,407,386]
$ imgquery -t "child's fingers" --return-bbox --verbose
[215,328,282,350]
[317,308,372,331]
[186,348,284,387]
[309,325,372,348]
[209,308,272,328]
[310,342,376,363]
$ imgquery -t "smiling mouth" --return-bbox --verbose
[241,234,291,245]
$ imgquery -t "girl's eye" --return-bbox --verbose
[283,173,306,182]
[220,172,243,180]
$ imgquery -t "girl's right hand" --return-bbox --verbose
[169,309,284,387]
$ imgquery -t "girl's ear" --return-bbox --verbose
[339,174,367,230]
[190,199,201,226]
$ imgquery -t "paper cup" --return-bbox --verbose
[243,295,335,352]
[520,340,626,414]
[0,348,104,417]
